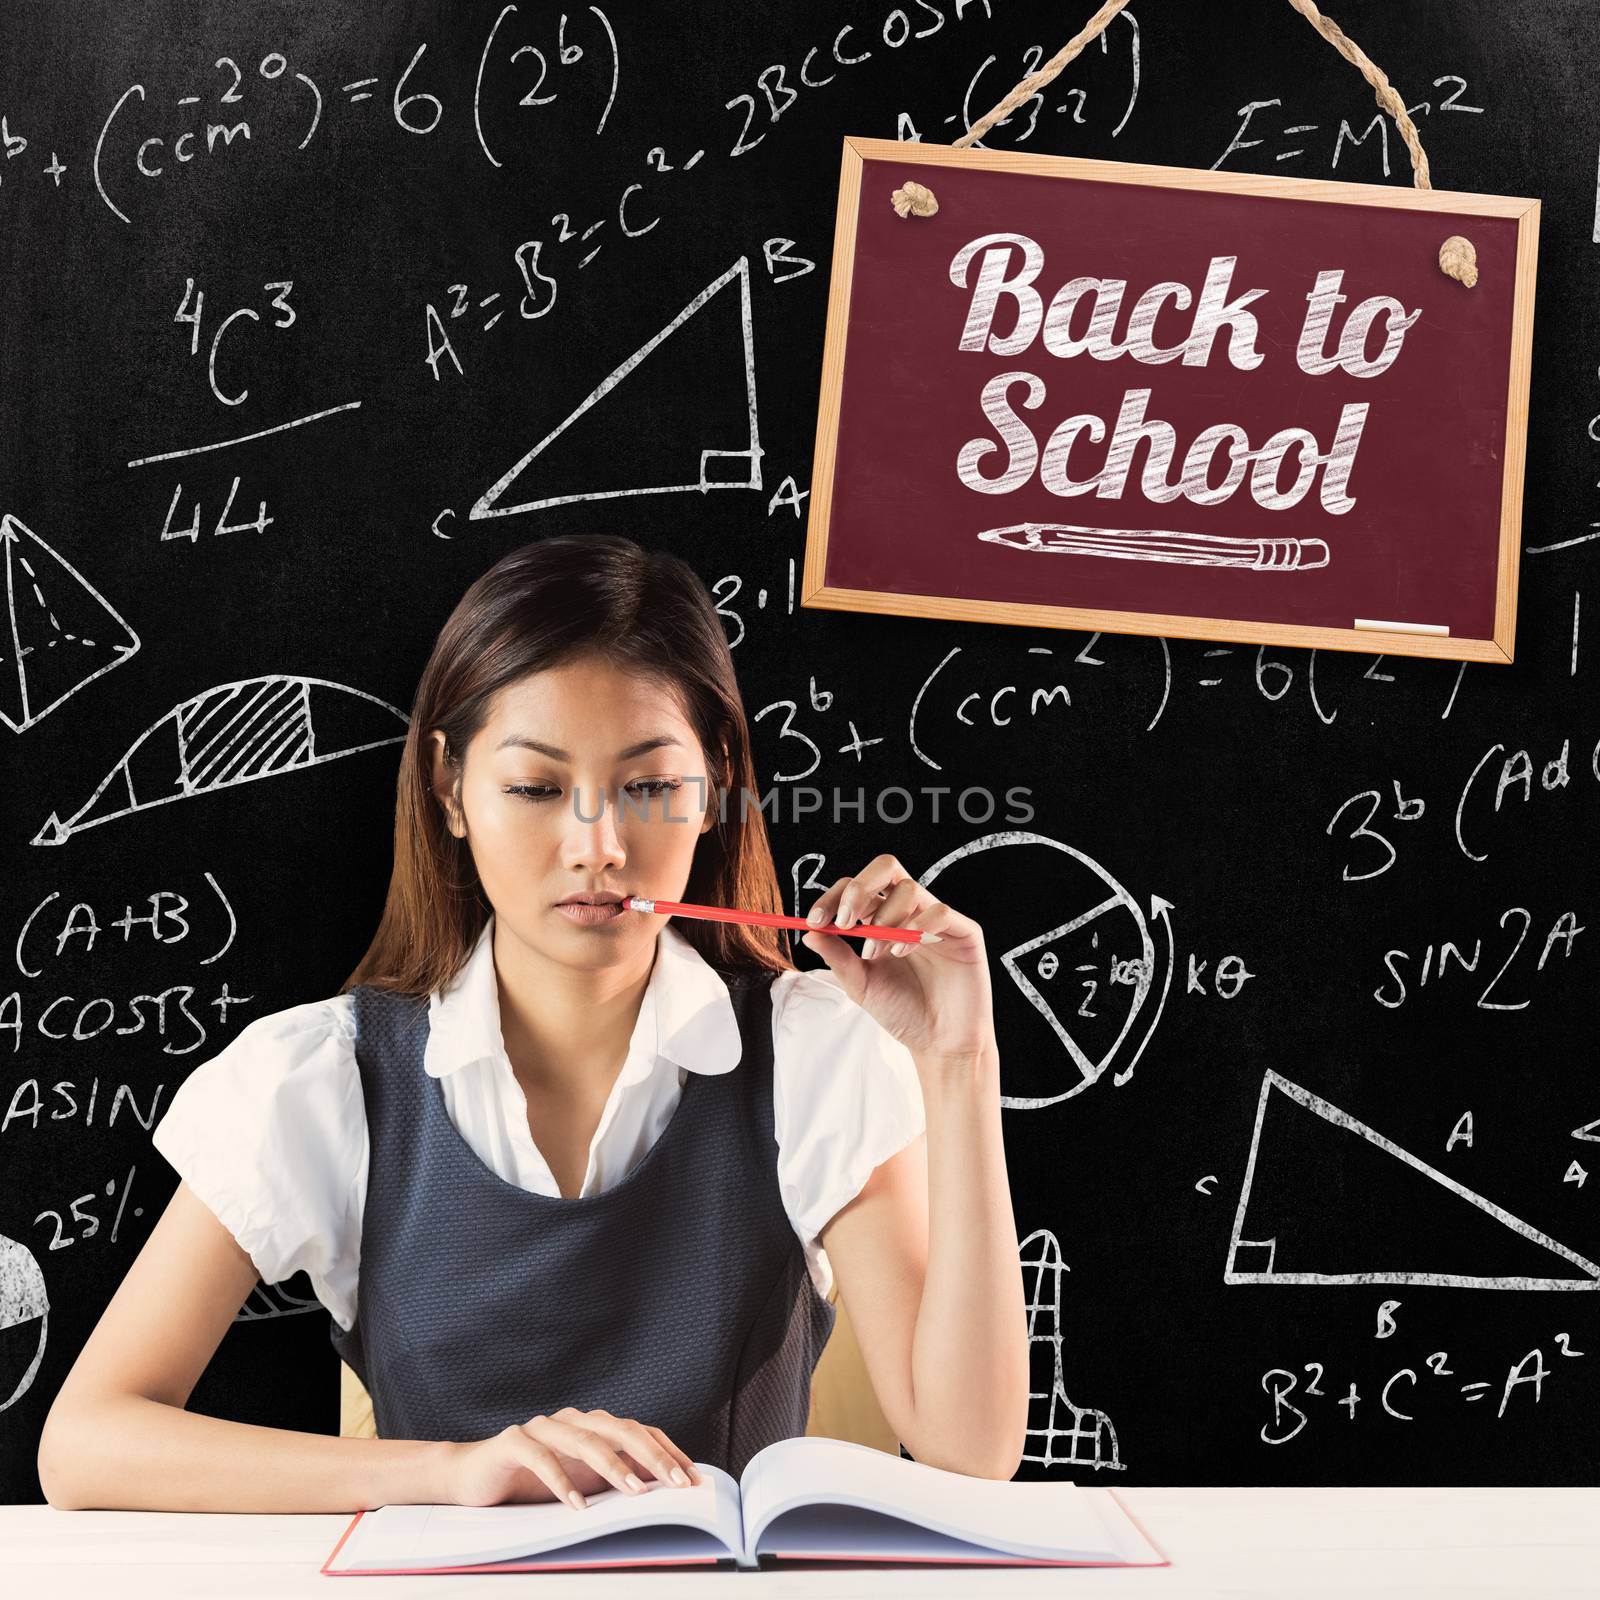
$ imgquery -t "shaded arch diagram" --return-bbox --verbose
[33,675,408,845]
[236,1278,327,1322]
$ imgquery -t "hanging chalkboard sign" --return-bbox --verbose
[803,137,1539,663]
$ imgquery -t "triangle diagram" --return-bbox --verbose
[471,257,761,518]
[1226,1071,1600,1289]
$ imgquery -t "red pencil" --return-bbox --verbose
[622,895,943,944]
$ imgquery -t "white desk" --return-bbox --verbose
[5,1488,1597,1598]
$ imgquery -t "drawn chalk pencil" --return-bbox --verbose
[979,521,1330,571]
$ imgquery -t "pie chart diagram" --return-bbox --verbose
[0,1233,48,1415]
[921,832,1163,1109]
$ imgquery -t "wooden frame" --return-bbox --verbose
[802,136,1541,664]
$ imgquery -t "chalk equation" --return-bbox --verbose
[1259,1334,1585,1442]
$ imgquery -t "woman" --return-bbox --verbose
[37,535,1028,1513]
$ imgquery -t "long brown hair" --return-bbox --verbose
[343,535,796,998]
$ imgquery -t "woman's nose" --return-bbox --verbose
[564,782,627,866]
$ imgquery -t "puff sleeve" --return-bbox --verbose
[770,967,927,1301]
[149,997,368,1332]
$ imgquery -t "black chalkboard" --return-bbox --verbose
[3,0,1596,1503]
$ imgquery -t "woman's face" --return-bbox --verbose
[428,655,718,967]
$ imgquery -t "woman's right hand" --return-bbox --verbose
[439,1406,703,1508]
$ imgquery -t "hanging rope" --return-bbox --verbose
[888,0,1477,284]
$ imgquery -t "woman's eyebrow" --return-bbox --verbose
[494,734,685,761]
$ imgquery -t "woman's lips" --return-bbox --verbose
[555,901,628,926]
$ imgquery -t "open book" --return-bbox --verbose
[322,1435,1167,1574]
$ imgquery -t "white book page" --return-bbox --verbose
[739,1436,1121,1564]
[1077,1489,1167,1564]
[328,1464,743,1572]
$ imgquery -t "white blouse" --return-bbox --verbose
[150,915,926,1331]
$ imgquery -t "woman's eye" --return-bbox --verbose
[503,780,680,804]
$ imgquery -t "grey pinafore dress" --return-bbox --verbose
[330,967,837,1477]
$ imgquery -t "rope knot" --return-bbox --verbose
[890,180,939,219]
[1439,235,1479,288]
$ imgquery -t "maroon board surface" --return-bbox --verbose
[819,150,1527,646]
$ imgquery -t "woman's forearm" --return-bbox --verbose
[902,1045,1031,1476]
[38,1392,456,1512]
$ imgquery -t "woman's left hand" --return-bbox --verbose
[799,853,995,1076]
